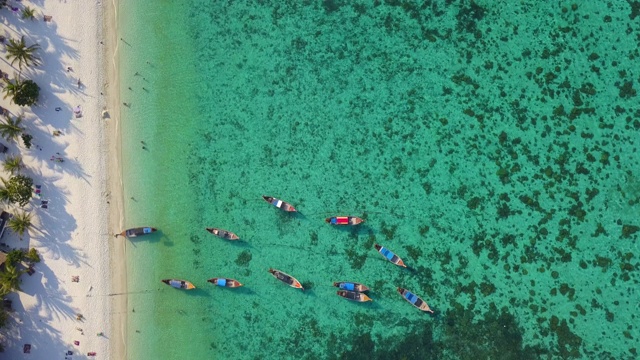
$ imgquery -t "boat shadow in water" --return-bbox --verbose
[214,286,257,296]
[180,288,211,298]
[328,224,372,237]
[126,232,163,248]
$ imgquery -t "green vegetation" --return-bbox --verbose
[25,248,40,264]
[0,264,25,296]
[14,80,40,106]
[7,211,33,236]
[21,7,36,20]
[5,36,40,70]
[0,114,23,142]
[2,78,40,106]
[3,155,24,175]
[21,134,32,149]
[0,175,34,206]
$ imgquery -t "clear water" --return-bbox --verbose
[119,1,640,359]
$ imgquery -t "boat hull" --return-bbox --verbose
[162,279,196,290]
[374,244,407,267]
[397,287,433,313]
[326,216,364,225]
[205,228,240,240]
[262,195,297,212]
[118,227,157,238]
[268,269,303,290]
[333,282,369,292]
[337,290,372,302]
[208,278,243,288]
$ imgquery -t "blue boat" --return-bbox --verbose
[397,287,433,313]
[332,281,369,292]
[116,227,157,238]
[374,244,407,267]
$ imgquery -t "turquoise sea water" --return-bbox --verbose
[118,1,639,359]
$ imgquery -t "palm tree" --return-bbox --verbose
[0,178,9,204]
[7,211,32,237]
[0,263,24,295]
[3,155,23,175]
[5,36,40,70]
[0,114,24,142]
[2,77,21,101]
[21,6,36,20]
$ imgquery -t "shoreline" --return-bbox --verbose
[104,0,127,358]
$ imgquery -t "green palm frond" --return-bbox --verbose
[21,6,36,20]
[3,155,23,175]
[5,36,40,70]
[7,211,32,236]
[0,114,24,141]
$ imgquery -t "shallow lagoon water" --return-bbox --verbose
[119,1,639,359]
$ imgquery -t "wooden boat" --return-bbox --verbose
[207,278,243,288]
[268,268,303,290]
[116,227,157,238]
[262,195,297,212]
[161,279,196,290]
[325,216,364,225]
[333,281,369,292]
[205,227,239,240]
[336,290,372,302]
[374,244,407,267]
[397,287,433,313]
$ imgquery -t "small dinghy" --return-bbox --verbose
[333,281,369,292]
[397,287,433,313]
[268,268,303,290]
[325,216,364,225]
[374,244,407,268]
[208,278,243,288]
[205,227,240,240]
[262,195,297,212]
[161,279,196,290]
[336,290,372,302]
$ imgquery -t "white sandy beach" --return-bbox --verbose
[0,0,124,359]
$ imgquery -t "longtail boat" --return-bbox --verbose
[336,290,372,302]
[325,216,364,225]
[116,227,157,238]
[205,227,240,240]
[397,287,433,313]
[161,279,196,290]
[262,195,297,212]
[268,268,303,290]
[207,278,243,288]
[333,281,369,292]
[374,244,407,268]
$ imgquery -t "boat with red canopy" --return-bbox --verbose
[325,216,364,225]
